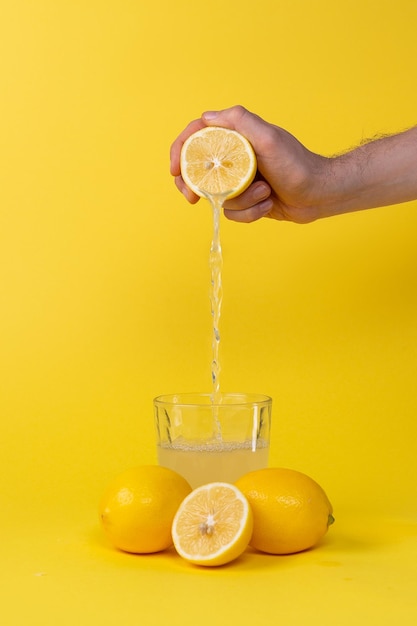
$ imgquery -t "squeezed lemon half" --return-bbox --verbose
[180,126,257,200]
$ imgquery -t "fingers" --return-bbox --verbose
[223,181,274,223]
[170,118,206,177]
[174,175,200,204]
[170,118,208,205]
[201,106,271,152]
[224,199,274,223]
[224,180,270,210]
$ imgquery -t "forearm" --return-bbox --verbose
[317,126,417,217]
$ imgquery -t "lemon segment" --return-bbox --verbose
[172,482,253,566]
[180,126,257,200]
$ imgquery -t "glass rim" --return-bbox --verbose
[153,392,272,408]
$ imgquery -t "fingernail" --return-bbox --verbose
[258,198,273,213]
[202,110,218,120]
[253,184,269,200]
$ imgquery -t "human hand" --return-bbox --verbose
[171,106,417,223]
[170,105,329,224]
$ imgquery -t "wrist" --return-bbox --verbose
[311,150,382,218]
[298,154,347,220]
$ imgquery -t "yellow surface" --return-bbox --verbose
[1,1,417,624]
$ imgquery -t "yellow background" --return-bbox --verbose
[1,1,417,624]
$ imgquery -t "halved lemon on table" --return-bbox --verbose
[172,482,253,566]
[180,126,257,200]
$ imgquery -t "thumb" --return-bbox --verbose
[201,105,270,148]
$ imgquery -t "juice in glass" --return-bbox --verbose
[154,392,272,488]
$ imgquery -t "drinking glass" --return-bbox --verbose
[154,392,272,488]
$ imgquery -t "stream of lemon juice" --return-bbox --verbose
[158,194,268,487]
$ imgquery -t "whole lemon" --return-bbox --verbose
[235,467,334,554]
[99,465,192,553]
